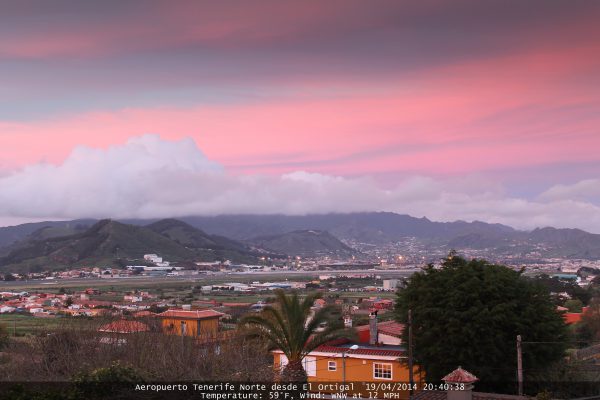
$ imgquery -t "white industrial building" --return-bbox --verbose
[383,279,399,291]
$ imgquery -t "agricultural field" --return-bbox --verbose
[0,314,93,337]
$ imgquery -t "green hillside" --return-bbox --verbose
[0,219,269,272]
[146,219,268,264]
[0,219,196,272]
[249,229,357,257]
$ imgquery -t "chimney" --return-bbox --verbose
[442,367,478,400]
[369,311,378,345]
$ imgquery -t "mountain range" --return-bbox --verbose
[1,212,600,271]
[177,213,600,259]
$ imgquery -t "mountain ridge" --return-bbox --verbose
[248,229,356,257]
[0,219,197,272]
[1,213,600,263]
[0,219,268,272]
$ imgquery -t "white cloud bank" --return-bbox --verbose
[1,134,599,233]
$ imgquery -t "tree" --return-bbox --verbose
[534,275,591,306]
[72,361,144,398]
[3,273,15,281]
[564,299,583,313]
[576,297,600,345]
[148,304,168,314]
[395,254,568,392]
[241,289,353,382]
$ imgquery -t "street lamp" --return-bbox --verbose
[342,344,359,385]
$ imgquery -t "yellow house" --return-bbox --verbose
[158,309,222,338]
[273,342,422,399]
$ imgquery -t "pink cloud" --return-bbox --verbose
[1,29,598,178]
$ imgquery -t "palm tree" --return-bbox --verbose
[241,289,354,382]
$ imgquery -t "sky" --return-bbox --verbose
[0,0,599,232]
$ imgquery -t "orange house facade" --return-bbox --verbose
[157,309,222,338]
[274,343,422,399]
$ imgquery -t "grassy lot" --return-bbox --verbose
[0,314,83,337]
[337,291,396,299]
[195,293,270,303]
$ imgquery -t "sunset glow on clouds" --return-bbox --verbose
[1,1,599,231]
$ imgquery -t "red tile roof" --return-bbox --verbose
[157,309,223,320]
[560,306,590,324]
[442,367,478,383]
[98,320,150,334]
[564,312,583,324]
[355,320,405,342]
[313,344,404,357]
[378,321,405,337]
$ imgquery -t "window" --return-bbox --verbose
[373,363,392,380]
[328,361,337,371]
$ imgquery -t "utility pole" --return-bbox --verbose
[342,352,347,386]
[517,334,523,396]
[408,309,414,399]
[343,345,358,387]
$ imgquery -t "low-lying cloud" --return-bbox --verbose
[1,135,599,233]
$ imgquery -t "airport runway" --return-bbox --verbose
[0,269,420,290]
